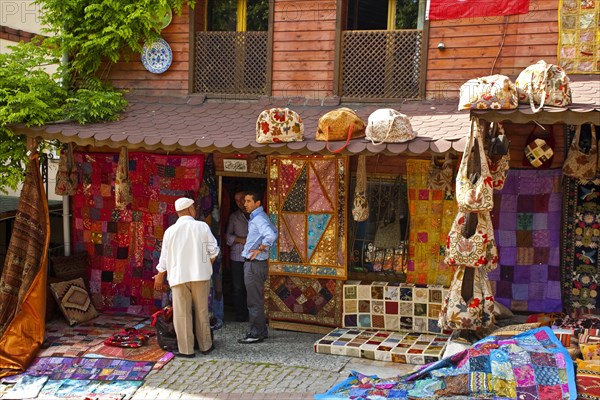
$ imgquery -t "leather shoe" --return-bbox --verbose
[201,345,215,355]
[238,335,264,344]
[172,351,195,358]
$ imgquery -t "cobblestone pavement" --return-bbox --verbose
[130,321,416,400]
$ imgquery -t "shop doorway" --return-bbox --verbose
[220,176,267,320]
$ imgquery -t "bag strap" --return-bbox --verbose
[326,124,354,154]
[368,112,397,146]
[528,63,549,113]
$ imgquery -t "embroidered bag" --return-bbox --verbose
[522,124,555,168]
[427,153,454,193]
[352,155,369,222]
[445,211,498,271]
[458,74,518,110]
[256,108,304,143]
[54,143,78,196]
[563,124,597,181]
[115,147,132,209]
[456,119,494,212]
[365,108,415,144]
[316,107,366,153]
[515,60,572,113]
[438,266,495,331]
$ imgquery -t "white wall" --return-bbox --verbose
[0,0,44,34]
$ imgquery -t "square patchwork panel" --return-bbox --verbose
[343,281,450,334]
[314,328,451,365]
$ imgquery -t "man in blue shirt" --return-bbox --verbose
[238,190,278,344]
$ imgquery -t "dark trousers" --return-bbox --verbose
[244,259,268,338]
[231,260,248,321]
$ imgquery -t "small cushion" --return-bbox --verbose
[577,360,600,399]
[49,278,98,326]
[581,343,600,360]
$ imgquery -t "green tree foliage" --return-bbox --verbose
[0,0,194,193]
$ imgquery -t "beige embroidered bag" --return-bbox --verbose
[458,75,518,110]
[115,147,132,209]
[515,60,572,113]
[352,155,369,222]
[365,108,415,144]
[256,108,304,144]
[563,124,597,181]
[54,143,78,196]
[456,119,494,212]
[445,211,498,271]
[316,108,366,153]
[438,266,495,331]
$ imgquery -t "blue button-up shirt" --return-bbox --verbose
[241,206,277,261]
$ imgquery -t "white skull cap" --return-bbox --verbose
[174,197,194,211]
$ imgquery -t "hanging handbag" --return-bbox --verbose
[352,155,369,222]
[445,210,498,271]
[522,124,555,168]
[563,124,597,181]
[515,60,572,113]
[365,108,415,144]
[438,266,495,331]
[316,108,366,153]
[458,74,519,111]
[487,122,510,190]
[427,153,454,193]
[115,147,132,209]
[456,119,494,212]
[54,143,78,196]
[256,108,304,144]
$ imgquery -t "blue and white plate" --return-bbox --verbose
[141,38,172,74]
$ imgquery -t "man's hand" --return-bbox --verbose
[153,271,167,292]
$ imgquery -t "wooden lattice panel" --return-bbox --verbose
[194,31,268,95]
[341,30,423,100]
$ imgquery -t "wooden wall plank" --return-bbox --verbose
[425,0,560,100]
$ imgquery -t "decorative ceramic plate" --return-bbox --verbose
[152,4,173,29]
[141,38,172,74]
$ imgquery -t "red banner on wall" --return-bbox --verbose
[427,0,530,20]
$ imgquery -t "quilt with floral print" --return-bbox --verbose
[267,156,348,280]
[72,152,204,315]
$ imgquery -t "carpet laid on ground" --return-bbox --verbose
[0,314,172,399]
[316,327,577,400]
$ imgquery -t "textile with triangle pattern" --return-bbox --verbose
[267,156,348,280]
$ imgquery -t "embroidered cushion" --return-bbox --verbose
[524,138,554,168]
[49,278,98,326]
[576,359,600,399]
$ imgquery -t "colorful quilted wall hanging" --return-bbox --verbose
[488,168,563,313]
[405,159,456,287]
[265,275,343,327]
[72,152,205,315]
[558,0,599,74]
[267,156,348,280]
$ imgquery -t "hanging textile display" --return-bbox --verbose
[265,155,347,328]
[0,153,50,378]
[406,159,457,286]
[488,168,563,313]
[265,276,343,327]
[562,172,600,315]
[558,0,599,74]
[267,155,348,280]
[72,152,205,315]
